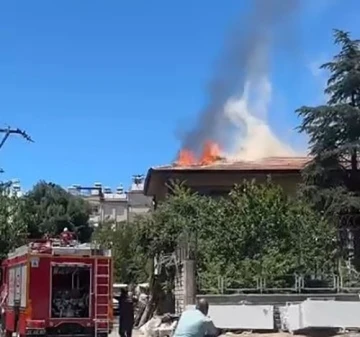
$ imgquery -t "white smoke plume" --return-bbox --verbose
[224,76,296,161]
[225,86,296,161]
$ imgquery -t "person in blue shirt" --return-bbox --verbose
[173,299,218,337]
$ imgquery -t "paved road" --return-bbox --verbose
[110,321,119,337]
[110,327,142,337]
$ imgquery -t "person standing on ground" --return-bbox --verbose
[118,288,135,337]
[173,299,218,337]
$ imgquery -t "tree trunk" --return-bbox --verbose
[350,93,358,177]
[138,301,153,327]
[351,150,357,172]
[138,269,157,327]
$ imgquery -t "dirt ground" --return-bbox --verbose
[222,333,360,337]
[109,323,360,337]
[121,331,360,337]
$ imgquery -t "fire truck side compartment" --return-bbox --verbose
[4,254,28,336]
[3,250,112,337]
[29,256,51,320]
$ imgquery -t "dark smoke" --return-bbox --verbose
[182,0,300,154]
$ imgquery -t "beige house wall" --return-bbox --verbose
[151,171,302,202]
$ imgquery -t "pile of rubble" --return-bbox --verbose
[139,314,178,337]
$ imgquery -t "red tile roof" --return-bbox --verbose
[151,156,311,172]
[144,156,312,196]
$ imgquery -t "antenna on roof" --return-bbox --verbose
[133,174,144,185]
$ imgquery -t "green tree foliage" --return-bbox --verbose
[135,181,336,292]
[0,184,27,260]
[297,29,360,214]
[135,183,209,258]
[17,181,93,242]
[93,221,149,284]
[0,126,33,259]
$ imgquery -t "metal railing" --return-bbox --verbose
[197,273,360,294]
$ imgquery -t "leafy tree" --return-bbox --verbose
[0,125,32,258]
[135,181,336,294]
[17,181,93,242]
[0,184,27,259]
[135,183,208,259]
[199,182,335,290]
[93,221,149,284]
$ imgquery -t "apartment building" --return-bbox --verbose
[8,179,24,197]
[67,175,152,227]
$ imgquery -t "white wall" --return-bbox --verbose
[186,304,274,330]
[283,300,360,331]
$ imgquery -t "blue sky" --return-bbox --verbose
[0,0,359,191]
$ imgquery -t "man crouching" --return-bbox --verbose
[173,299,218,337]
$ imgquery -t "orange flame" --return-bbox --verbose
[177,149,196,166]
[176,140,222,166]
[200,140,221,165]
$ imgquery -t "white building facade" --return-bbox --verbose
[67,175,152,227]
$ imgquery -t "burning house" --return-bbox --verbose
[141,0,309,204]
[144,141,310,203]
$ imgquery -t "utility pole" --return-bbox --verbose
[0,126,33,150]
[0,126,33,173]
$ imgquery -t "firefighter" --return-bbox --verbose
[118,288,135,337]
[60,227,74,245]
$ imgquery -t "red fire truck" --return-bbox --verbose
[0,237,113,337]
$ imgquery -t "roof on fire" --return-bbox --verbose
[151,156,310,171]
[144,156,311,196]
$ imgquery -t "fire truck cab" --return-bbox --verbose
[0,237,113,337]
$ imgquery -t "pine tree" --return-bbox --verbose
[297,29,360,269]
[298,29,360,214]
